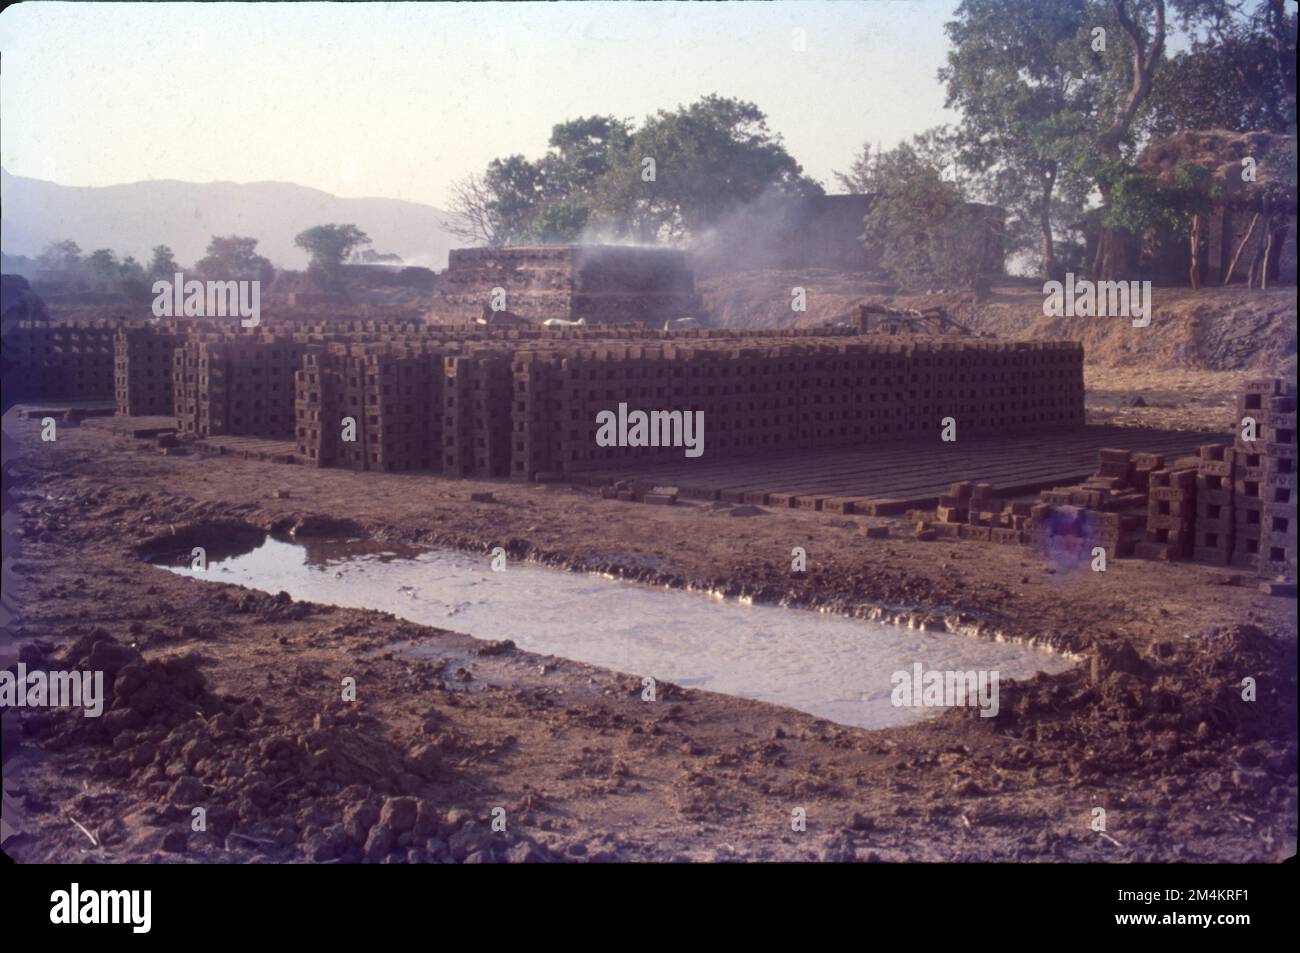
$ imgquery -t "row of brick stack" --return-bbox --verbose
[3,320,117,402]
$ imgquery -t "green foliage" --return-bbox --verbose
[293,224,372,281]
[859,133,1002,291]
[451,97,820,245]
[195,235,275,283]
[36,240,83,272]
[147,245,179,280]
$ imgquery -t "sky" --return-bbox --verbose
[0,0,961,208]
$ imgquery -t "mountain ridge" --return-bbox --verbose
[0,167,461,270]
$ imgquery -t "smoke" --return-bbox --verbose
[688,185,823,275]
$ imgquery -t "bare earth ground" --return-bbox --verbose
[2,413,1295,864]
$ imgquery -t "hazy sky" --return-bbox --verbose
[0,0,959,208]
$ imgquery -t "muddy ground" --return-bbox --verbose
[2,413,1295,864]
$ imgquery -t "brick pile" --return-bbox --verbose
[3,320,117,401]
[114,326,184,416]
[1237,379,1298,583]
[427,245,705,327]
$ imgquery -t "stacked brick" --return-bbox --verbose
[1137,464,1199,560]
[175,335,307,437]
[114,326,183,416]
[443,349,513,477]
[509,339,1084,479]
[1193,444,1235,565]
[2,321,117,401]
[296,342,448,472]
[427,245,705,326]
[1235,379,1298,583]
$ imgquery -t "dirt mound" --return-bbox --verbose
[8,631,561,863]
[985,623,1297,805]
[700,270,1296,375]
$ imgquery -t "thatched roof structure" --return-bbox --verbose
[1136,129,1297,209]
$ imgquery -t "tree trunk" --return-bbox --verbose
[1039,172,1058,281]
[1188,214,1201,289]
[1260,221,1277,290]
[1223,211,1260,285]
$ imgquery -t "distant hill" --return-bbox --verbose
[0,167,461,270]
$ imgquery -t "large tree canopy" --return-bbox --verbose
[446,96,821,246]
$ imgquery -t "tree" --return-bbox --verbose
[194,236,275,283]
[595,95,823,241]
[36,240,82,272]
[857,131,1002,292]
[85,248,120,290]
[444,172,498,246]
[1143,1,1297,136]
[294,224,372,282]
[147,245,179,279]
[940,0,1096,279]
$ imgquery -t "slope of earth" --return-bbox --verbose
[699,272,1296,378]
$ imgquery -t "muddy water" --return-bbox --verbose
[158,535,1074,730]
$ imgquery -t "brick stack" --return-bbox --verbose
[1192,443,1235,565]
[114,326,182,416]
[2,321,117,401]
[1137,464,1198,560]
[1254,382,1297,583]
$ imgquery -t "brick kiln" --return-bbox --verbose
[426,245,705,326]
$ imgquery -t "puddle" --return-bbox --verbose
[155,534,1074,729]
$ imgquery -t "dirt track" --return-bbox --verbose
[2,415,1295,863]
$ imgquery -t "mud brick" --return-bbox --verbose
[1193,546,1233,565]
[1264,455,1296,476]
[935,504,967,524]
[1229,550,1260,569]
[1040,489,1074,505]
[1009,501,1033,517]
[822,497,859,514]
[932,522,963,539]
[948,481,974,500]
[767,492,798,508]
[741,491,771,505]
[990,527,1022,545]
[795,496,824,511]
[1097,461,1131,479]
[1085,475,1125,490]
[959,524,992,541]
[1197,457,1235,478]
[970,483,994,500]
[1133,539,1188,561]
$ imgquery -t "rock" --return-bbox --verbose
[305,827,344,862]
[413,799,441,837]
[167,776,208,807]
[504,840,545,864]
[342,799,380,844]
[160,830,188,853]
[1090,642,1145,686]
[404,743,442,779]
[379,796,419,833]
[363,824,396,863]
